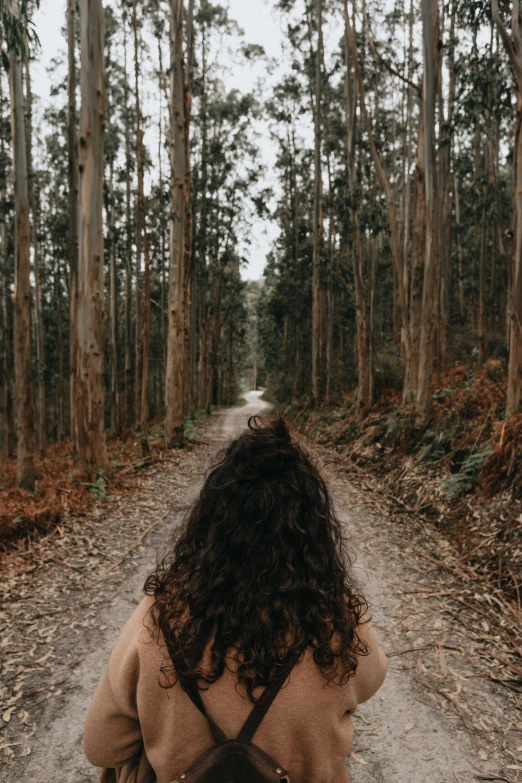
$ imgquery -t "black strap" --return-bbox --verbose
[184,681,228,745]
[184,654,299,746]
[237,654,299,743]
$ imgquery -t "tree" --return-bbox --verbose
[0,66,15,458]
[165,0,189,447]
[8,0,36,489]
[24,40,46,454]
[311,0,323,407]
[492,0,522,417]
[76,0,108,473]
[67,0,79,446]
[415,0,440,427]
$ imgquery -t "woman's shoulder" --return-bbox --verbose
[108,595,159,669]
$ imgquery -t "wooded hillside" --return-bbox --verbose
[2,0,522,545]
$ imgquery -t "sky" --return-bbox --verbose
[31,0,288,281]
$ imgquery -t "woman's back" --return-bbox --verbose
[84,596,387,783]
[84,417,387,782]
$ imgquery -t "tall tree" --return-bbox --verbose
[165,0,189,447]
[415,0,440,427]
[492,0,522,417]
[24,42,45,454]
[0,68,15,458]
[311,0,323,407]
[8,0,36,489]
[131,0,144,425]
[76,0,108,473]
[67,0,79,446]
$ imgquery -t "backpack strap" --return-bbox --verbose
[183,653,299,747]
[237,653,299,743]
[184,682,228,745]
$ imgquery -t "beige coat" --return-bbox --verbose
[84,596,387,783]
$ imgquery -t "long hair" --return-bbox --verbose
[145,415,368,702]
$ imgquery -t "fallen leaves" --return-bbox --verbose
[0,417,216,771]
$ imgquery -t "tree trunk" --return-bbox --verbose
[8,0,36,490]
[123,16,133,430]
[344,2,372,412]
[55,261,65,442]
[132,0,144,426]
[479,162,488,362]
[184,0,195,419]
[0,70,15,457]
[507,98,522,415]
[24,50,45,455]
[404,112,426,402]
[76,0,108,474]
[454,170,465,319]
[140,212,151,427]
[67,0,79,447]
[165,0,189,447]
[347,0,416,401]
[438,0,456,368]
[108,161,120,432]
[492,0,522,416]
[311,0,323,408]
[415,0,440,428]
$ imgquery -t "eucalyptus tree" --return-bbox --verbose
[492,0,522,417]
[7,0,36,489]
[165,0,190,447]
[67,0,78,447]
[76,0,108,473]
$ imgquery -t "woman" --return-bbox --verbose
[84,416,387,783]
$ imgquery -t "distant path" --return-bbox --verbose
[0,393,517,782]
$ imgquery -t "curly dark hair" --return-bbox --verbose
[144,415,368,702]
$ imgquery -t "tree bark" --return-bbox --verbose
[415,0,440,427]
[67,0,79,447]
[343,1,372,412]
[348,0,417,401]
[76,0,108,474]
[438,0,456,368]
[0,69,15,457]
[122,15,133,430]
[404,112,426,402]
[165,0,189,447]
[24,48,45,455]
[492,0,522,416]
[140,211,151,427]
[311,0,324,408]
[132,0,144,426]
[8,0,36,490]
[108,161,120,432]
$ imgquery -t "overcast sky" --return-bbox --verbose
[31,0,289,281]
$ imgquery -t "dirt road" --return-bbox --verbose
[1,393,520,783]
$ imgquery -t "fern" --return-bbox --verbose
[443,449,493,497]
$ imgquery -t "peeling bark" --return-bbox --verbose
[8,0,36,490]
[76,0,108,474]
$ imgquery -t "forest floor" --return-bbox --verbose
[1,391,521,783]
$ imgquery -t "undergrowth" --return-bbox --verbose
[0,415,205,549]
[282,359,522,607]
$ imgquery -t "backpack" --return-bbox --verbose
[172,656,298,783]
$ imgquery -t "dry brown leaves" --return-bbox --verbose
[0,426,168,548]
[0,429,213,769]
[286,368,522,701]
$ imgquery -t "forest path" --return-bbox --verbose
[0,393,519,783]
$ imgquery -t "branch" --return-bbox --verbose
[512,0,522,59]
[360,0,420,96]
[492,0,522,82]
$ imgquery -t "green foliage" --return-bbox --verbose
[442,449,494,498]
[0,0,39,70]
[82,475,109,500]
[184,409,208,442]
